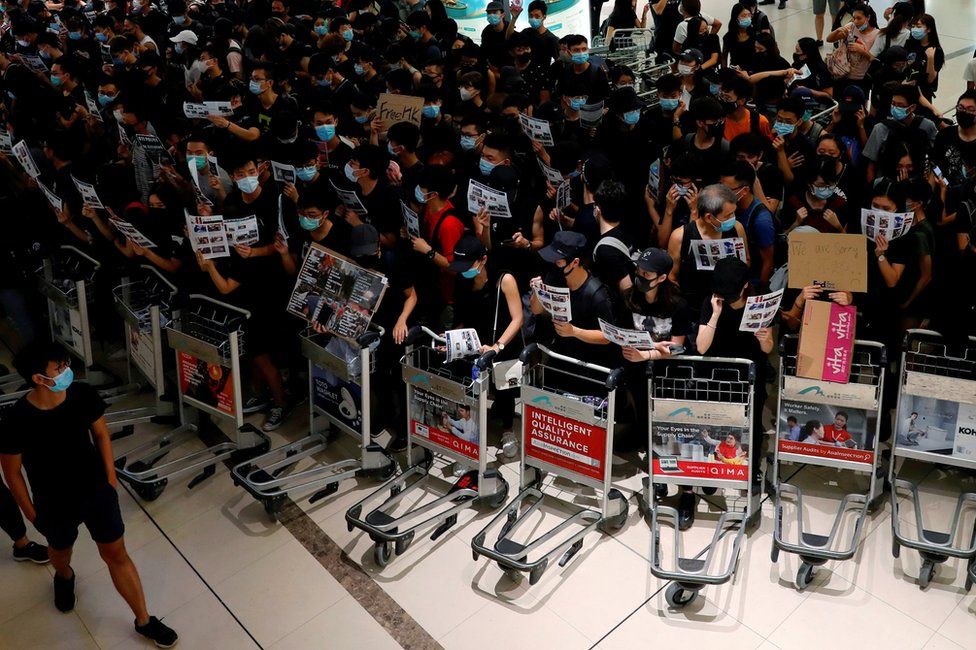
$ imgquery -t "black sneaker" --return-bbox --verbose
[678,491,696,531]
[243,395,270,415]
[262,405,287,432]
[778,0,787,8]
[13,541,49,564]
[653,483,669,500]
[54,571,75,612]
[135,616,179,648]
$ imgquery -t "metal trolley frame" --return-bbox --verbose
[108,265,179,434]
[890,329,976,590]
[345,326,508,567]
[232,325,397,520]
[471,344,628,586]
[40,245,102,380]
[643,356,758,608]
[770,335,886,590]
[114,294,270,501]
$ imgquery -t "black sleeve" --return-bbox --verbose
[73,382,108,426]
[0,403,25,455]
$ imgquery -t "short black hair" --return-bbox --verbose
[349,143,388,180]
[594,180,628,224]
[387,122,420,152]
[14,340,68,387]
[528,0,547,14]
[721,159,756,186]
[417,164,456,198]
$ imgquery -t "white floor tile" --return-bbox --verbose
[139,590,258,650]
[440,600,592,650]
[936,593,976,648]
[0,599,99,650]
[268,596,401,650]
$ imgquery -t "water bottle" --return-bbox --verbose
[500,432,519,459]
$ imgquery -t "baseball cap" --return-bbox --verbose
[486,1,503,11]
[885,45,909,63]
[169,30,199,45]
[636,248,673,275]
[838,84,866,112]
[609,86,641,113]
[349,224,379,256]
[711,257,750,301]
[539,231,587,264]
[449,234,488,273]
[679,48,703,64]
[790,86,817,107]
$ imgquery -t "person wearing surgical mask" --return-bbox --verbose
[720,160,776,288]
[770,96,815,186]
[340,144,402,250]
[185,134,233,205]
[596,89,655,220]
[0,341,180,648]
[556,34,611,103]
[861,83,937,183]
[521,0,560,67]
[667,183,750,310]
[386,121,424,198]
[480,0,509,65]
[783,162,848,234]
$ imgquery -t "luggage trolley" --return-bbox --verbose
[890,329,976,590]
[108,265,179,433]
[114,294,269,501]
[471,343,628,586]
[232,325,397,519]
[344,326,509,567]
[770,335,886,590]
[644,356,758,608]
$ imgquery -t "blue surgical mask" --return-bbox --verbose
[738,17,752,28]
[719,215,737,232]
[479,157,497,176]
[857,22,869,32]
[414,185,429,203]
[188,154,207,170]
[408,29,421,39]
[299,215,322,230]
[571,51,589,65]
[461,266,480,279]
[174,43,184,54]
[50,74,62,86]
[460,134,477,150]
[68,31,83,40]
[487,13,501,25]
[810,185,836,199]
[388,142,398,156]
[623,109,640,125]
[890,105,909,121]
[173,15,185,25]
[709,82,721,95]
[249,79,264,95]
[660,97,680,112]
[315,124,335,141]
[316,77,331,88]
[344,162,360,183]
[910,27,926,40]
[529,17,543,28]
[569,97,586,110]
[422,104,440,118]
[802,109,813,122]
[354,63,365,76]
[314,24,328,36]
[772,121,795,136]
[97,92,116,106]
[341,28,354,41]
[236,175,259,193]
[95,32,108,42]
[296,165,317,181]
[46,367,73,392]
[111,56,124,66]
[354,114,369,124]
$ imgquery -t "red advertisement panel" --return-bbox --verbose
[524,405,606,482]
[178,351,235,416]
[652,458,748,481]
[777,439,874,465]
[409,386,480,461]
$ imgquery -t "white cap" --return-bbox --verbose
[169,29,199,45]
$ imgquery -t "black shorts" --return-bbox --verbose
[36,487,125,550]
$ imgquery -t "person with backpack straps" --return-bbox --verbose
[861,83,937,183]
[591,180,640,295]
[719,74,774,143]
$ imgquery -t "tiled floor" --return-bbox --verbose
[5,0,976,648]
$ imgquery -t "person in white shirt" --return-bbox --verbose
[447,405,479,443]
[672,0,720,52]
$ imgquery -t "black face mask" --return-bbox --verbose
[721,100,738,115]
[957,112,976,128]
[516,53,531,64]
[707,121,724,138]
[633,275,654,293]
[792,53,804,66]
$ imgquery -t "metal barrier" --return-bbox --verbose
[770,335,886,590]
[471,344,627,585]
[890,329,976,590]
[232,325,397,520]
[345,326,508,567]
[114,294,269,501]
[643,356,758,608]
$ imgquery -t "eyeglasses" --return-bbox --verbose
[956,105,976,115]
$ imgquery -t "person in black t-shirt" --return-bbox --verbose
[0,342,178,647]
[591,180,637,294]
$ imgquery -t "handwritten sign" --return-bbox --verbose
[376,93,424,130]
[788,231,867,293]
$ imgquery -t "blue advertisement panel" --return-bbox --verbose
[312,364,363,434]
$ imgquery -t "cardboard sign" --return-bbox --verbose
[376,93,424,129]
[788,231,867,293]
[797,300,856,383]
[524,405,606,482]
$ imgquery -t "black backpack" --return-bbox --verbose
[878,115,931,163]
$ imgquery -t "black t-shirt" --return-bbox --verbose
[698,298,767,381]
[592,225,635,290]
[0,383,108,512]
[626,289,693,342]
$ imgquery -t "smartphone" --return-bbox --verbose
[667,344,686,355]
[932,165,949,186]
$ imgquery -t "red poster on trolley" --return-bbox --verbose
[178,351,235,416]
[524,405,606,482]
[408,386,480,461]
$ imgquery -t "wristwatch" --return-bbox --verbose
[426,249,435,261]
[495,342,505,351]
[877,254,886,262]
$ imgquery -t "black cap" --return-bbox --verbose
[885,45,909,63]
[712,257,750,301]
[636,248,673,275]
[679,48,703,64]
[839,84,866,112]
[539,231,587,264]
[609,86,641,113]
[449,234,487,273]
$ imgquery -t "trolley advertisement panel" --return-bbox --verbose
[651,400,750,484]
[311,363,363,437]
[522,385,607,485]
[777,376,878,469]
[403,365,480,462]
[895,371,976,465]
[177,350,235,418]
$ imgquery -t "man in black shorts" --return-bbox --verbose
[0,342,178,648]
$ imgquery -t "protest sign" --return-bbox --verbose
[691,238,747,270]
[445,328,482,363]
[376,93,424,129]
[797,300,856,383]
[71,176,104,209]
[12,141,40,178]
[185,212,230,259]
[788,231,867,293]
[519,113,554,146]
[401,201,421,239]
[598,319,654,349]
[224,215,260,246]
[466,179,512,219]
[271,161,296,184]
[860,208,913,242]
[739,289,784,332]
[533,281,572,323]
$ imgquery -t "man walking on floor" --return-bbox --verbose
[0,342,178,648]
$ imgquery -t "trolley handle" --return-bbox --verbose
[475,349,497,370]
[403,325,446,346]
[186,293,252,320]
[606,367,625,391]
[903,327,976,359]
[530,343,614,375]
[138,264,179,297]
[60,245,103,270]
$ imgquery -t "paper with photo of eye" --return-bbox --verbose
[467,179,512,219]
[445,328,482,363]
[518,113,554,146]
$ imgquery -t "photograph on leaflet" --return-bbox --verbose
[409,386,480,461]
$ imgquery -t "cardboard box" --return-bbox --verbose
[788,231,867,293]
[797,300,857,383]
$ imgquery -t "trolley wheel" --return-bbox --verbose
[892,538,901,559]
[664,582,697,609]
[795,563,816,591]
[133,480,167,502]
[918,560,936,590]
[373,542,393,568]
[379,457,398,480]
[263,494,285,519]
[771,544,780,563]
[486,479,510,509]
